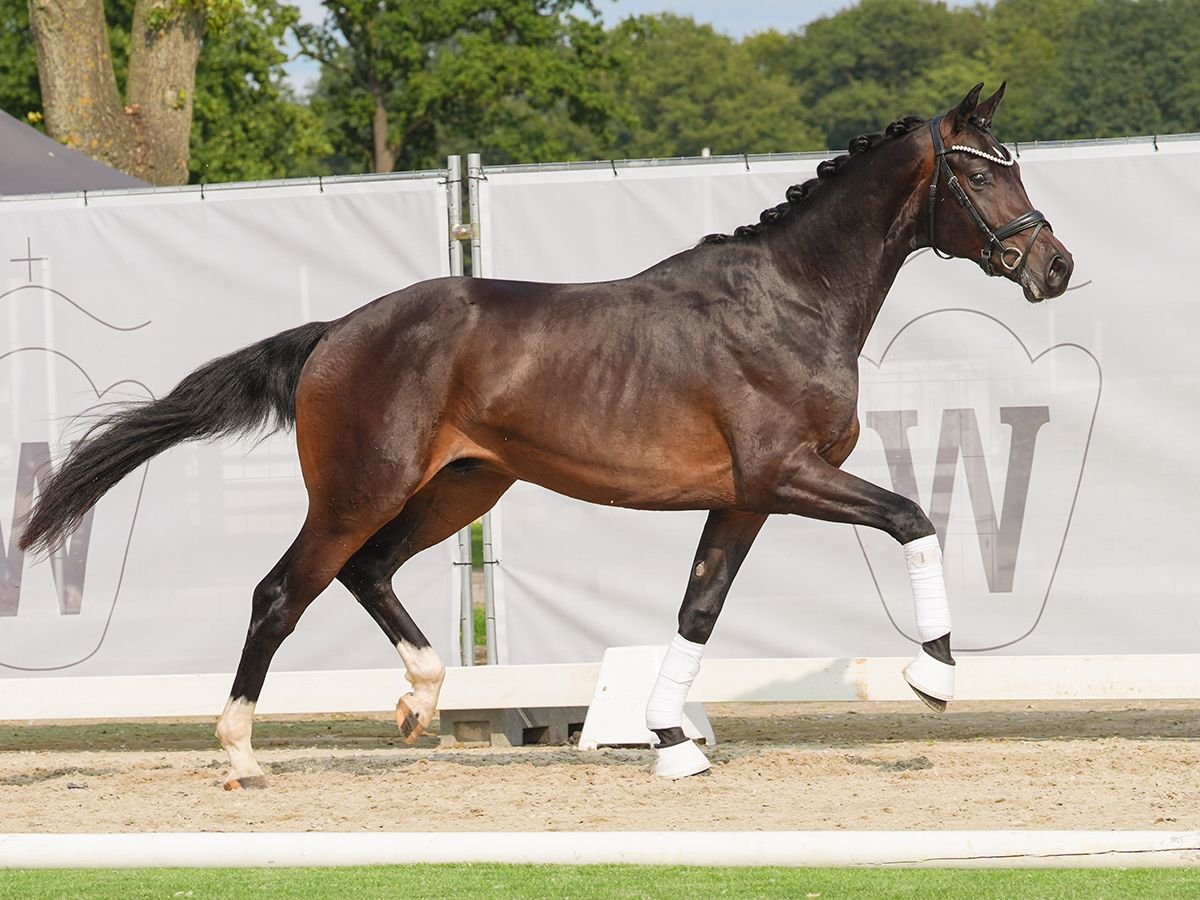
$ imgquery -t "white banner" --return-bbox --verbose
[1,176,460,684]
[480,138,1200,663]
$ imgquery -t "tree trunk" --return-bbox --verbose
[28,0,137,172]
[127,0,205,185]
[28,0,204,186]
[371,88,396,173]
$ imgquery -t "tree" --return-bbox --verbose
[27,0,211,184]
[298,0,617,173]
[765,0,985,148]
[974,0,1093,141]
[0,0,40,124]
[3,0,330,184]
[189,0,332,182]
[605,16,820,158]
[1048,0,1200,139]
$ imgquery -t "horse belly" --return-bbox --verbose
[477,418,738,511]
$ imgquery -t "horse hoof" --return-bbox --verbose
[396,699,426,744]
[902,648,954,711]
[908,684,948,713]
[653,739,711,779]
[223,774,268,791]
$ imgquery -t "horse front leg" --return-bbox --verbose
[648,509,767,778]
[765,451,956,711]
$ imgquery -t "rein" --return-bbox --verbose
[926,115,1049,278]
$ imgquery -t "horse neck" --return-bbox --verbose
[766,134,929,349]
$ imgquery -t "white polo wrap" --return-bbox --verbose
[645,633,705,732]
[903,534,952,642]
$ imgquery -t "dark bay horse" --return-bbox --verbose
[20,83,1072,785]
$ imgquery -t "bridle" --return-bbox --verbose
[927,115,1050,278]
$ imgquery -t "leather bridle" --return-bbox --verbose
[927,115,1050,278]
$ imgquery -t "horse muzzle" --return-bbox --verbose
[1019,242,1073,303]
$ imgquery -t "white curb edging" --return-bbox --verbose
[2,831,1198,869]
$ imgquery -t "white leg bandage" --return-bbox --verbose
[903,534,952,642]
[645,633,705,732]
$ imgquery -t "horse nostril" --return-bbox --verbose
[1046,254,1072,291]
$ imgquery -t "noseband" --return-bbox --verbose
[927,116,1049,278]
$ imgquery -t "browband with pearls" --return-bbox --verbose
[947,143,1015,166]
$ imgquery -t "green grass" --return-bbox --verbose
[3,865,1198,899]
[471,519,484,570]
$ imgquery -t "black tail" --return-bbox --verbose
[19,320,332,555]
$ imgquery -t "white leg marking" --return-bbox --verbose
[216,697,262,783]
[396,641,445,732]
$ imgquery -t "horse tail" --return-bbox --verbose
[19,320,333,556]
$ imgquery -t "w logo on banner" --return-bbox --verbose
[849,310,1101,651]
[864,406,1049,594]
[0,348,148,670]
[0,441,94,618]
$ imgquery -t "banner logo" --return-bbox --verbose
[1,441,95,618]
[1,274,151,670]
[850,309,1100,651]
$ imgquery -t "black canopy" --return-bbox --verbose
[0,109,149,194]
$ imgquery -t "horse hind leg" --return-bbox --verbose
[337,464,515,743]
[217,517,383,790]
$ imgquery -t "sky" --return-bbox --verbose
[283,1,975,93]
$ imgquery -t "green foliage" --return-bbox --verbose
[1047,0,1200,139]
[189,0,332,181]
[767,0,1200,149]
[604,15,821,158]
[0,0,42,126]
[763,0,986,148]
[6,0,1200,183]
[302,0,618,171]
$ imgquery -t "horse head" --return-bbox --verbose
[926,83,1073,302]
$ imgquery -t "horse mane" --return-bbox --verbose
[700,116,927,245]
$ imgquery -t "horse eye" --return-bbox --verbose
[968,173,988,187]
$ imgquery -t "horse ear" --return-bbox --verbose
[974,82,1007,128]
[950,83,985,130]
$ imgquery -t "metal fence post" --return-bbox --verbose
[447,156,475,667]
[465,152,501,664]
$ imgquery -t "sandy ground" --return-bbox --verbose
[1,700,1197,833]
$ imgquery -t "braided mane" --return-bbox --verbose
[700,116,926,245]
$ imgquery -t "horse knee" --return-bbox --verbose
[886,496,935,545]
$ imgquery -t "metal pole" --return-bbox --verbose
[467,153,483,276]
[447,156,474,666]
[457,528,474,667]
[482,512,498,664]
[466,152,500,665]
[447,155,464,277]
